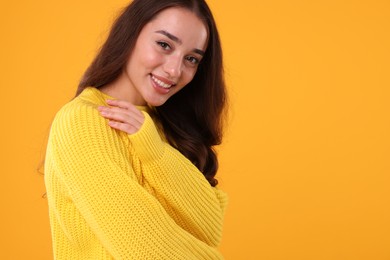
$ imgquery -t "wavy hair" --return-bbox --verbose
[77,0,227,186]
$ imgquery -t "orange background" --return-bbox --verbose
[1,0,390,259]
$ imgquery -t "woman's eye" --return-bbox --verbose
[157,41,171,50]
[186,56,200,65]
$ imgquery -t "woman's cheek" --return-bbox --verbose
[182,68,197,85]
[144,47,164,67]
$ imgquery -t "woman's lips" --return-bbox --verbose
[151,74,176,89]
[150,74,175,94]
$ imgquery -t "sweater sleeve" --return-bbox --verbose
[128,112,228,247]
[48,102,223,260]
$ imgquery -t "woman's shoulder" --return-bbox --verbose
[50,87,110,136]
[54,87,106,121]
[48,88,131,153]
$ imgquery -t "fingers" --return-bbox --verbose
[99,106,144,126]
[107,99,144,122]
[108,120,140,134]
[106,99,139,113]
[97,99,145,134]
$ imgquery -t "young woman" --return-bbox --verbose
[44,0,228,259]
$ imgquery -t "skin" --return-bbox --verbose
[98,7,208,134]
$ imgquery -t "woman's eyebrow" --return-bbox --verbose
[155,30,205,56]
[155,30,182,44]
[194,49,205,56]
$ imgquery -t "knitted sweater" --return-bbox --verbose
[44,87,228,260]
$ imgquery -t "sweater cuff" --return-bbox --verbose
[127,111,165,164]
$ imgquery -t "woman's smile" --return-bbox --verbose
[151,74,175,89]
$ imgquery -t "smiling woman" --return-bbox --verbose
[43,0,228,259]
[99,7,208,106]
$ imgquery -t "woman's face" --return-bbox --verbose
[124,7,208,106]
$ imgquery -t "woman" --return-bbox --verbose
[44,0,228,259]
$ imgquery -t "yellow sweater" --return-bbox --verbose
[44,87,228,259]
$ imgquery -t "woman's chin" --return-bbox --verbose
[145,97,168,107]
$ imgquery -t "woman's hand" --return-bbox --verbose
[98,99,145,134]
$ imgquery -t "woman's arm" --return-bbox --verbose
[47,101,223,259]
[99,99,228,247]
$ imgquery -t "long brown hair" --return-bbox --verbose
[77,0,227,187]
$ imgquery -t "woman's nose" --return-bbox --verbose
[163,55,182,79]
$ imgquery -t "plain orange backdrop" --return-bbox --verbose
[1,0,389,259]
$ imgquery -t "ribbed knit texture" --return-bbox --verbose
[44,87,228,260]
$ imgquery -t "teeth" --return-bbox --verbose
[152,75,172,89]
